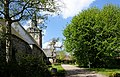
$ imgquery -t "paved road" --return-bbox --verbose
[61,64,107,77]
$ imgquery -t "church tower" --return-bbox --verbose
[27,13,42,48]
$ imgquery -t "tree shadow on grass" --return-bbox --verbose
[52,70,66,77]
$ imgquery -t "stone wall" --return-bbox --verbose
[32,44,47,62]
[12,35,32,54]
[11,34,32,61]
[11,34,46,62]
[0,25,47,63]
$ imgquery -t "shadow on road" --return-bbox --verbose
[61,64,106,77]
[66,68,96,77]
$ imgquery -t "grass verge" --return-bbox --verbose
[88,68,120,76]
[50,63,66,77]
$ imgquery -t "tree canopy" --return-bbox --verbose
[0,0,59,23]
[63,4,120,68]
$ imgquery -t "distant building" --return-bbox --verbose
[43,48,57,63]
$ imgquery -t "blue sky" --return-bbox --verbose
[41,0,120,48]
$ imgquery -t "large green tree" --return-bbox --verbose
[57,50,66,60]
[0,0,60,62]
[63,4,120,68]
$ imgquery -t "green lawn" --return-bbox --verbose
[88,68,120,76]
[50,64,66,77]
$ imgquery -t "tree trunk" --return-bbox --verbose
[4,0,13,63]
[39,30,42,48]
[6,21,12,63]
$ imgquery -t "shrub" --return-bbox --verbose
[109,73,120,77]
[17,54,51,77]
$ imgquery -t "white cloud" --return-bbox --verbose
[40,0,95,18]
[55,41,62,47]
[42,41,51,49]
[42,40,62,49]
[59,0,95,18]
[23,20,31,29]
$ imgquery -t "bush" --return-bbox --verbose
[17,54,51,77]
[109,73,120,77]
[0,53,51,77]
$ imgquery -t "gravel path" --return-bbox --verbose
[61,64,107,77]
